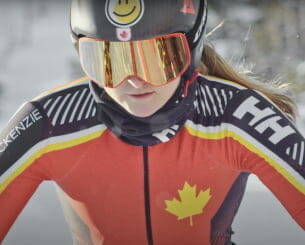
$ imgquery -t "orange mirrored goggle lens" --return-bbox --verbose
[79,33,191,87]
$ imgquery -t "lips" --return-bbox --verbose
[129,91,155,98]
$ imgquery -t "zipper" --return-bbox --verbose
[143,146,153,245]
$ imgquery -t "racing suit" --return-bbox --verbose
[0,74,304,244]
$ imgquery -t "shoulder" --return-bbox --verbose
[195,73,295,130]
[206,80,303,169]
[0,77,105,180]
[31,77,102,135]
[221,87,298,146]
[190,74,298,143]
[33,77,91,102]
[190,75,304,171]
[191,74,247,125]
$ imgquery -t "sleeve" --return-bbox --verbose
[0,101,52,241]
[223,89,305,230]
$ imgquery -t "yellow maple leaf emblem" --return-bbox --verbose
[165,182,212,226]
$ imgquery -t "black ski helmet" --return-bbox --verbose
[71,0,208,78]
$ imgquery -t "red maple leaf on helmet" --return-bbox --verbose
[120,31,128,39]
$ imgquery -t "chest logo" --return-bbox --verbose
[106,0,145,28]
[152,125,179,142]
[165,182,212,226]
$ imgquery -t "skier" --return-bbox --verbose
[0,0,304,244]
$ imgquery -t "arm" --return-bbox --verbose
[0,102,51,241]
[224,89,305,229]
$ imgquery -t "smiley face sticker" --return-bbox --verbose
[106,0,145,28]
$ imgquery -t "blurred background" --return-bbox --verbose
[0,0,304,244]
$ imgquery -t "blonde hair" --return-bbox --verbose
[198,44,296,120]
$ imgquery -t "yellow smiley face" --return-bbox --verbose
[114,0,141,24]
[106,0,144,27]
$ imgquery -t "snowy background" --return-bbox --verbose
[0,0,304,244]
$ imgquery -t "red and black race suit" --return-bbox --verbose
[0,74,304,244]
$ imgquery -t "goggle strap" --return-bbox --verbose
[182,71,199,98]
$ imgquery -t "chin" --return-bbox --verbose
[126,107,157,118]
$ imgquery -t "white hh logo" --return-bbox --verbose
[105,0,145,28]
[233,96,296,144]
[153,125,180,142]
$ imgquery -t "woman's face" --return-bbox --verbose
[104,77,180,117]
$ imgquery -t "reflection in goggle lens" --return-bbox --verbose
[79,33,190,87]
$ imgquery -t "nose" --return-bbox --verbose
[126,77,147,89]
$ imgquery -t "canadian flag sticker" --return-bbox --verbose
[116,27,132,41]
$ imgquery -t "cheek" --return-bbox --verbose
[158,81,180,99]
[104,88,122,103]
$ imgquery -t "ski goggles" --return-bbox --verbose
[79,33,191,88]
